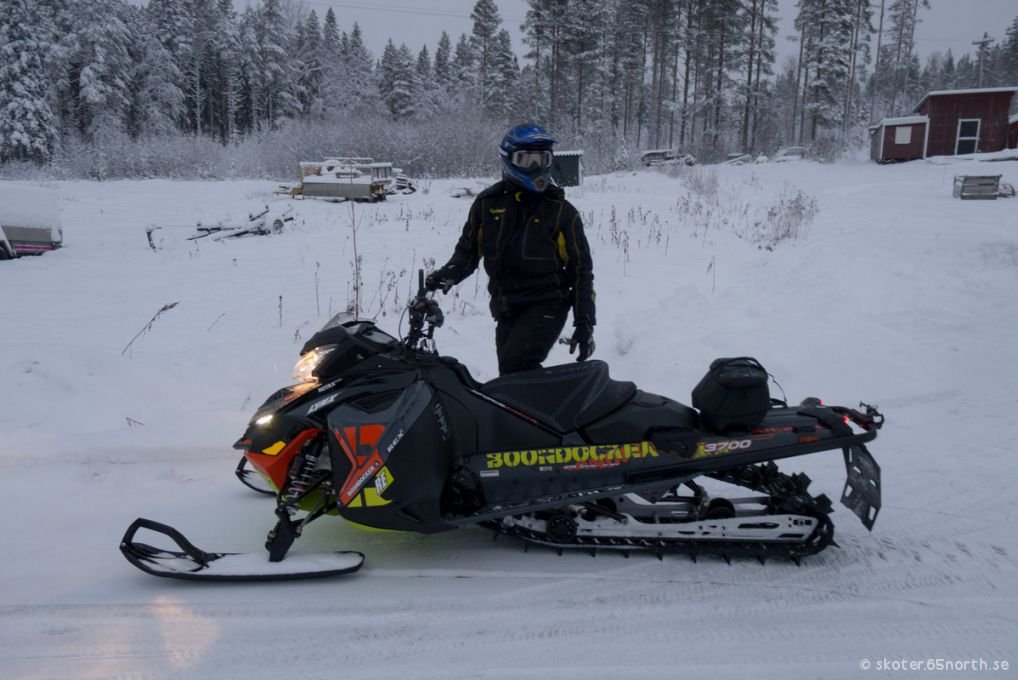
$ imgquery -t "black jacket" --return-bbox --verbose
[434,180,595,326]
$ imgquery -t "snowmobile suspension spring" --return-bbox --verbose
[282,438,322,510]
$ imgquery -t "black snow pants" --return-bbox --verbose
[494,300,570,376]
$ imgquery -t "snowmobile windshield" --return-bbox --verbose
[318,314,396,347]
[320,312,360,331]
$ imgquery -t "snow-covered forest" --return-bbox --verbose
[2,0,1018,179]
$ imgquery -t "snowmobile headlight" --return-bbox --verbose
[292,345,337,383]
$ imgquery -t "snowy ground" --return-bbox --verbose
[1,157,1016,679]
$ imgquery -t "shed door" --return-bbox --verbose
[956,118,981,155]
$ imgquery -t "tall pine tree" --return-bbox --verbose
[0,0,58,162]
[469,0,502,109]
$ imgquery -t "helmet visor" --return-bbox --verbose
[510,149,553,172]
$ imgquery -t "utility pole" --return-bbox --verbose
[973,32,992,87]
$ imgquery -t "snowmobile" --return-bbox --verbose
[121,272,883,581]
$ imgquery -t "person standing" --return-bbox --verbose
[426,123,595,375]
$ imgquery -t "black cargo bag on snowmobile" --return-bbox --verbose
[692,357,770,433]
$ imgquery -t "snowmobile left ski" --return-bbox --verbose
[121,271,884,581]
[120,518,364,580]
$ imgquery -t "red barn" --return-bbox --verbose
[871,87,1018,162]
[1009,113,1018,149]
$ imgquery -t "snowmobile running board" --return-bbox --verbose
[120,518,364,581]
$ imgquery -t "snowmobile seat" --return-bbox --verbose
[480,360,636,433]
[438,355,481,389]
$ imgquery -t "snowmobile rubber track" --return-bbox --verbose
[481,461,837,563]
[487,514,834,563]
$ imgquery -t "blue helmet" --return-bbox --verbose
[499,123,557,193]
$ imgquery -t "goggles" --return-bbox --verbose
[510,149,553,171]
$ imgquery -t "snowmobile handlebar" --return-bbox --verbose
[405,269,444,350]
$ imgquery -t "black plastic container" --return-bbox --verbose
[692,357,770,433]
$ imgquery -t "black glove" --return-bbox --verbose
[424,270,454,293]
[568,322,595,362]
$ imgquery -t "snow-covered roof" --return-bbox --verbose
[554,149,583,157]
[0,184,61,229]
[1009,113,1018,125]
[302,175,374,185]
[913,87,1018,112]
[870,115,928,130]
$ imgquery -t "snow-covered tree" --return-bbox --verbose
[145,0,193,130]
[65,0,134,141]
[378,40,415,120]
[562,0,609,133]
[483,29,520,121]
[739,0,779,152]
[520,0,553,125]
[415,45,441,119]
[322,8,340,52]
[796,0,856,141]
[295,10,323,117]
[876,0,929,117]
[469,0,502,106]
[256,0,299,128]
[434,31,453,95]
[0,0,58,162]
[126,9,184,138]
[207,0,243,142]
[451,33,476,107]
[318,8,346,114]
[612,0,648,144]
[1003,16,1018,84]
[345,23,376,113]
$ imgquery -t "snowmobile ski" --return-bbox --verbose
[120,518,363,581]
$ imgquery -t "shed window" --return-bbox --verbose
[956,118,980,155]
[894,126,912,144]
[959,120,979,137]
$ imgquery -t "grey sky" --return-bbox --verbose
[294,0,528,53]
